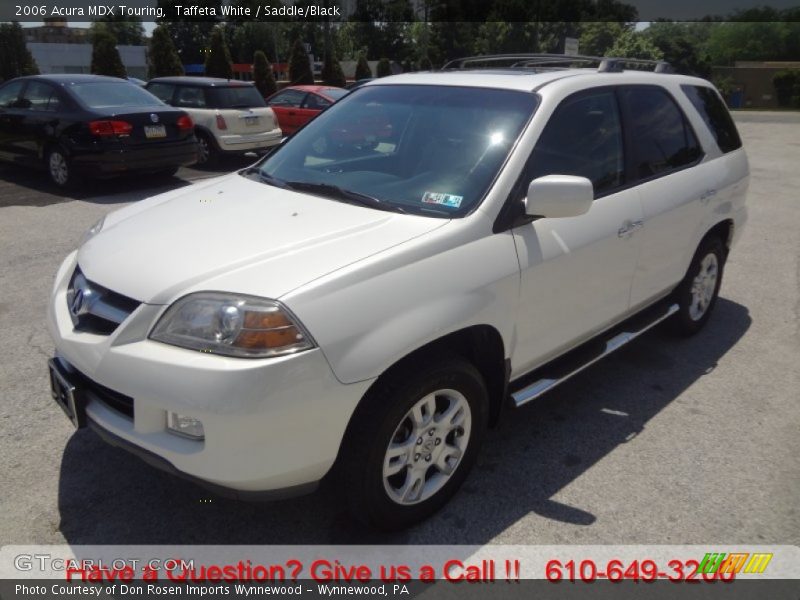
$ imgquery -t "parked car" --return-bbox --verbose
[0,74,197,188]
[145,77,282,166]
[345,78,374,90]
[266,85,348,135]
[47,56,748,529]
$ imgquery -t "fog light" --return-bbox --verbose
[167,412,205,440]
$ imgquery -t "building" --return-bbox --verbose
[712,61,800,109]
[24,20,148,79]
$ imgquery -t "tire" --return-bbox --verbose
[671,235,726,336]
[339,357,489,530]
[46,146,73,188]
[195,132,218,167]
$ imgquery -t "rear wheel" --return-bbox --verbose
[195,132,218,167]
[671,236,726,335]
[339,357,488,530]
[46,146,73,188]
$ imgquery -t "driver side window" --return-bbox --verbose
[528,90,624,198]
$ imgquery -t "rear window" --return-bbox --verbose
[71,82,164,109]
[619,86,703,180]
[207,85,266,109]
[682,85,742,154]
[323,89,347,101]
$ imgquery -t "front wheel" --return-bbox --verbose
[339,357,489,530]
[671,236,726,335]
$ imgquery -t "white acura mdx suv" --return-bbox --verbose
[47,55,748,529]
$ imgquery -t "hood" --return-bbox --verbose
[78,174,447,304]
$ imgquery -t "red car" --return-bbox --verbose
[266,85,347,135]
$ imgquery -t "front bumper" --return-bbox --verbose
[47,252,372,495]
[217,128,282,153]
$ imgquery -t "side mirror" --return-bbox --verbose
[525,175,594,219]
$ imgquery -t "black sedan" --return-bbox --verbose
[0,74,198,188]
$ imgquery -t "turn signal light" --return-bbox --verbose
[89,120,133,137]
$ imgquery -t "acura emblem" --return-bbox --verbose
[150,113,159,123]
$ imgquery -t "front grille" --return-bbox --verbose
[67,268,140,335]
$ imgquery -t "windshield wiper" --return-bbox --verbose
[241,167,293,189]
[286,181,407,214]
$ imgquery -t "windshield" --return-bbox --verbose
[208,85,267,108]
[71,82,164,109]
[256,85,538,217]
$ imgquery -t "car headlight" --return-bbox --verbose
[150,293,314,358]
[81,216,105,245]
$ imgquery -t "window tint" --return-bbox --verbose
[175,86,206,108]
[529,90,624,196]
[71,82,164,109]
[207,85,266,108]
[682,85,742,153]
[268,89,306,108]
[620,87,702,179]
[303,93,330,110]
[146,83,175,104]
[0,81,25,108]
[22,81,60,111]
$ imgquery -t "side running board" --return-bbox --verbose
[510,302,679,408]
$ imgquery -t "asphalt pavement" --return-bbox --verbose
[0,114,798,546]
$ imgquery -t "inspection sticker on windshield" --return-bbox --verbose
[422,191,463,209]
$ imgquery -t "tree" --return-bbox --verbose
[288,38,314,84]
[354,52,372,79]
[645,21,714,77]
[0,22,39,82]
[578,22,630,57]
[321,52,346,87]
[205,27,233,79]
[148,24,184,78]
[418,55,433,71]
[253,50,278,97]
[91,30,127,78]
[90,16,145,46]
[376,57,391,78]
[773,70,800,108]
[606,29,664,61]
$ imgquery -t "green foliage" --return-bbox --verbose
[606,29,664,61]
[90,17,145,46]
[205,27,234,79]
[376,57,391,78]
[644,21,713,77]
[321,52,347,88]
[578,22,630,57]
[148,25,184,79]
[706,21,800,66]
[418,55,433,71]
[253,50,278,97]
[228,22,281,64]
[773,70,800,108]
[91,29,127,78]
[289,38,314,84]
[355,52,372,80]
[0,22,39,82]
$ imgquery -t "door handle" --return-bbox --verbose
[618,219,643,238]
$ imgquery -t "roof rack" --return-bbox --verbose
[442,53,673,74]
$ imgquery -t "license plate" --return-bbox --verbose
[144,124,167,139]
[48,359,86,429]
[244,116,259,126]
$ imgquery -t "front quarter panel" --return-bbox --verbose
[282,214,520,385]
